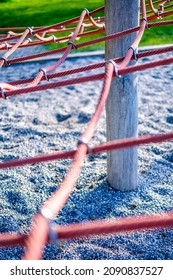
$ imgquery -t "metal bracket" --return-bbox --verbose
[108,60,120,77]
[40,208,57,243]
[128,46,138,61]
[83,8,90,16]
[26,27,33,35]
[39,68,49,81]
[0,56,10,66]
[68,40,77,49]
[0,86,7,99]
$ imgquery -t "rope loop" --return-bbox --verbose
[128,46,138,61]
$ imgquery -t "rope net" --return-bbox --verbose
[0,0,173,260]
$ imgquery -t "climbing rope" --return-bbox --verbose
[0,0,172,260]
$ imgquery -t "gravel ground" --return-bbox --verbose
[0,46,173,260]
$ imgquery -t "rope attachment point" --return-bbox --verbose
[39,68,49,81]
[156,9,162,19]
[83,8,90,16]
[4,42,9,51]
[77,137,88,146]
[0,56,10,66]
[39,208,57,244]
[77,137,94,159]
[128,46,138,61]
[141,17,149,29]
[51,35,58,43]
[68,40,77,49]
[108,60,121,78]
[26,27,33,35]
[0,85,7,99]
[27,38,33,43]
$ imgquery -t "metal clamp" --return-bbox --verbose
[0,86,7,99]
[40,208,57,243]
[39,68,49,81]
[141,17,149,29]
[158,4,164,14]
[77,137,94,159]
[4,42,9,51]
[157,9,161,18]
[87,146,95,161]
[26,27,33,35]
[77,137,88,146]
[68,40,77,50]
[108,60,120,77]
[128,46,138,61]
[0,56,10,65]
[27,38,33,43]
[51,35,57,43]
[83,8,90,16]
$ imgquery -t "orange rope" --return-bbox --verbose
[22,61,114,260]
[0,28,30,68]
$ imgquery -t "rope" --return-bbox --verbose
[0,7,104,45]
[1,210,173,247]
[51,211,173,241]
[0,16,105,33]
[0,132,172,170]
[2,18,172,66]
[22,61,114,260]
[4,45,172,87]
[148,0,162,17]
[144,0,171,15]
[147,9,173,20]
[0,8,104,92]
[21,0,164,260]
[0,28,30,68]
[0,20,105,50]
[114,0,147,71]
[0,27,97,49]
[0,0,173,260]
[1,55,173,98]
[0,8,92,92]
[146,0,169,7]
[147,0,171,17]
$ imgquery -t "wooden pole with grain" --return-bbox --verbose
[105,0,140,191]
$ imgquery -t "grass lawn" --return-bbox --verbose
[0,0,172,51]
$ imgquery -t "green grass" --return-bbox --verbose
[0,0,172,51]
[0,0,104,27]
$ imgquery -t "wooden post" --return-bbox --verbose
[105,0,139,191]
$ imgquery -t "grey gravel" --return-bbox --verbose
[0,47,173,260]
